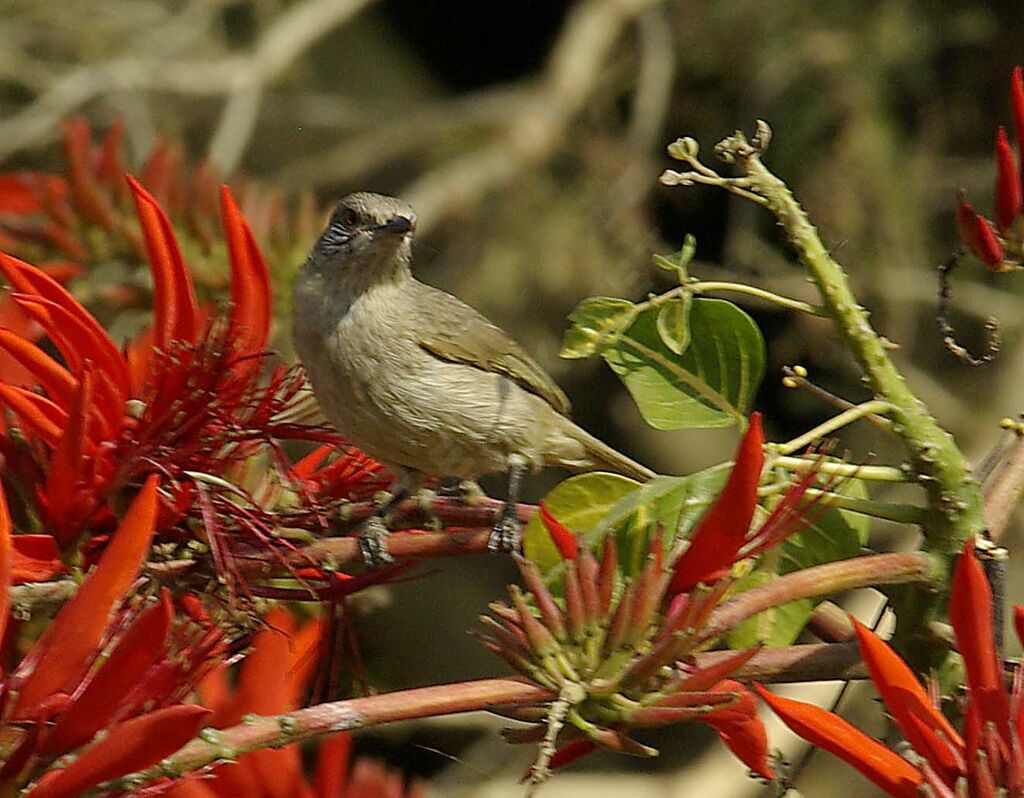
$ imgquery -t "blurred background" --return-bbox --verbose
[1,0,1023,795]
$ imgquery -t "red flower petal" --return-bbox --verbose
[0,484,12,645]
[213,610,323,796]
[0,328,78,408]
[1011,67,1024,185]
[0,253,129,398]
[704,681,773,779]
[546,740,598,774]
[43,366,93,541]
[13,296,126,434]
[0,383,67,445]
[24,704,210,798]
[11,535,66,582]
[994,126,1022,232]
[540,501,577,560]
[851,618,963,759]
[315,734,353,798]
[0,173,67,215]
[126,175,199,357]
[956,195,1005,268]
[13,476,161,717]
[949,541,1010,735]
[220,184,271,367]
[669,412,763,593]
[61,117,118,232]
[43,590,173,754]
[1014,605,1024,650]
[756,684,924,798]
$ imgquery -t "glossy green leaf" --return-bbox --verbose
[656,294,692,355]
[727,478,871,648]
[602,298,765,430]
[560,297,638,360]
[523,473,641,572]
[588,467,729,578]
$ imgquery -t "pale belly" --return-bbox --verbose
[303,335,545,478]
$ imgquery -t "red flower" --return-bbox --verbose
[758,540,1023,797]
[161,608,425,798]
[956,67,1024,270]
[669,413,764,592]
[0,478,221,798]
[539,501,577,560]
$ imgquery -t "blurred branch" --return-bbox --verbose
[404,0,658,232]
[273,86,530,188]
[0,0,377,165]
[206,0,379,173]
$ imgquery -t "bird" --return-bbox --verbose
[292,192,655,565]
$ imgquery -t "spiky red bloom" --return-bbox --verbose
[156,609,425,798]
[0,479,222,798]
[955,68,1024,270]
[0,176,381,573]
[760,540,1024,797]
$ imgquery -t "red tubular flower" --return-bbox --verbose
[0,175,348,562]
[755,685,924,798]
[667,411,802,594]
[954,68,1024,269]
[161,609,424,798]
[995,126,1023,232]
[540,501,578,560]
[761,540,1024,797]
[1012,67,1024,186]
[0,478,224,797]
[956,193,1006,268]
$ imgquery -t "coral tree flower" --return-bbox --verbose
[0,176,275,547]
[0,478,220,798]
[162,608,424,798]
[758,540,1022,798]
[519,414,805,781]
[956,67,1024,270]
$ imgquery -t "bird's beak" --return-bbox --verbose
[374,216,414,237]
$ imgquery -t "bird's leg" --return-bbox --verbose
[488,454,528,554]
[361,472,420,567]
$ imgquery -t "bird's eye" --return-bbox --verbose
[339,208,359,228]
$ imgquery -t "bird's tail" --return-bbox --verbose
[552,420,656,482]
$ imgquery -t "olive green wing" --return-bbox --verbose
[413,284,571,416]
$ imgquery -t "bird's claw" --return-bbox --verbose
[488,507,522,554]
[360,515,394,567]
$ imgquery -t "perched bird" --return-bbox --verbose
[293,192,654,565]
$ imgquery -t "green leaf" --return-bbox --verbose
[525,467,729,589]
[652,234,697,283]
[560,297,638,360]
[656,294,692,355]
[602,298,765,430]
[727,478,871,648]
[523,473,642,572]
[589,467,730,578]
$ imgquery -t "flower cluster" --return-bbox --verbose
[759,540,1021,798]
[0,478,224,798]
[483,414,826,785]
[956,66,1024,270]
[159,609,425,798]
[0,117,320,283]
[0,173,391,600]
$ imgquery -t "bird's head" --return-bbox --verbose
[312,192,417,283]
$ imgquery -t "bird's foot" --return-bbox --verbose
[488,505,523,554]
[359,515,394,567]
[435,477,485,503]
